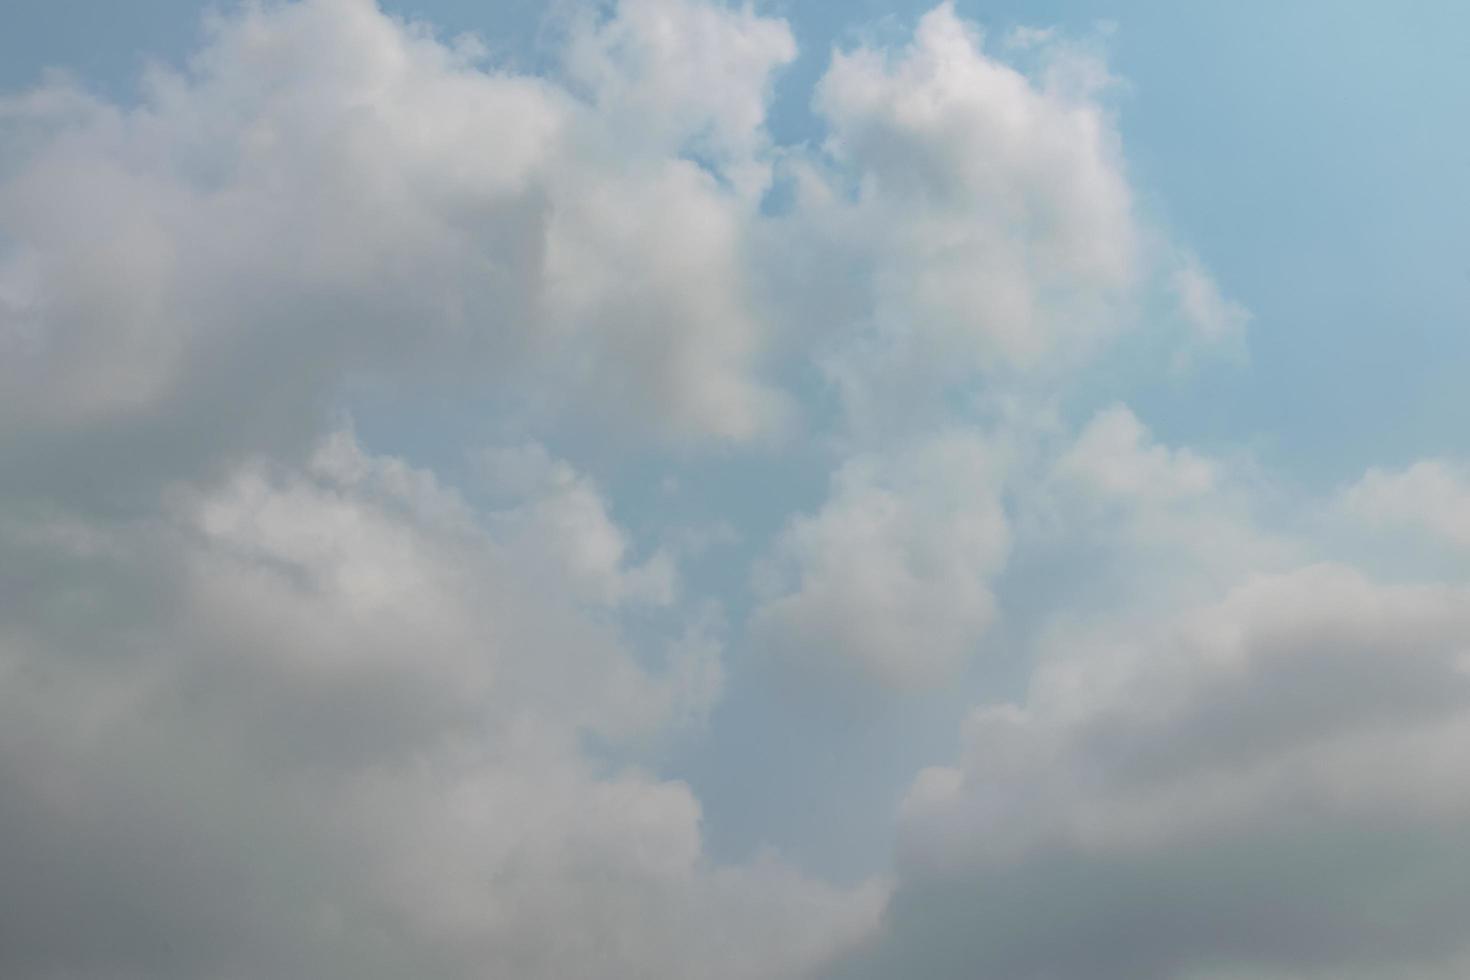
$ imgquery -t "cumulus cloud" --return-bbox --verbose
[744,0,1171,687]
[0,433,882,980]
[0,1,881,976]
[752,431,1010,689]
[1056,404,1218,501]
[561,0,796,199]
[807,1,1137,374]
[835,564,1470,980]
[14,1,1449,979]
[0,0,791,479]
[1174,253,1251,345]
[474,440,677,607]
[1338,458,1470,551]
[1022,404,1297,617]
[1169,252,1251,371]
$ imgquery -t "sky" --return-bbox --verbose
[1,1,1469,979]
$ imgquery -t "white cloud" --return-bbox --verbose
[909,564,1470,861]
[0,2,1379,978]
[0,433,883,980]
[839,563,1470,979]
[0,0,792,477]
[1024,404,1296,617]
[1056,403,1217,501]
[807,2,1137,371]
[752,430,1010,689]
[475,441,677,607]
[561,0,796,199]
[1172,251,1251,368]
[0,4,903,972]
[1339,458,1470,550]
[1175,253,1251,343]
[0,0,1246,468]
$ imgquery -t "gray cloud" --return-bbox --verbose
[830,564,1470,979]
[5,2,1453,979]
[0,4,886,975]
[0,433,883,980]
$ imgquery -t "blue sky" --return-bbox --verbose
[3,3,1470,979]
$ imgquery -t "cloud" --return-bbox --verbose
[1338,459,1470,551]
[808,1,1137,372]
[560,0,796,199]
[834,563,1470,980]
[741,0,1188,690]
[1169,252,1251,371]
[0,432,883,980]
[5,1,1410,978]
[0,2,884,975]
[0,0,1241,476]
[752,430,1010,689]
[474,440,678,607]
[1021,404,1296,619]
[1056,404,1217,501]
[0,0,793,489]
[1174,252,1251,348]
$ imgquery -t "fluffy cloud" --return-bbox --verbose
[0,433,882,980]
[10,1,1443,979]
[475,440,677,608]
[1338,459,1470,551]
[741,5,1172,656]
[561,0,796,199]
[0,0,791,481]
[745,0,1173,685]
[1025,404,1296,617]
[752,431,1010,688]
[0,2,883,976]
[806,2,1137,375]
[1055,404,1218,501]
[833,563,1470,980]
[1174,252,1251,351]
